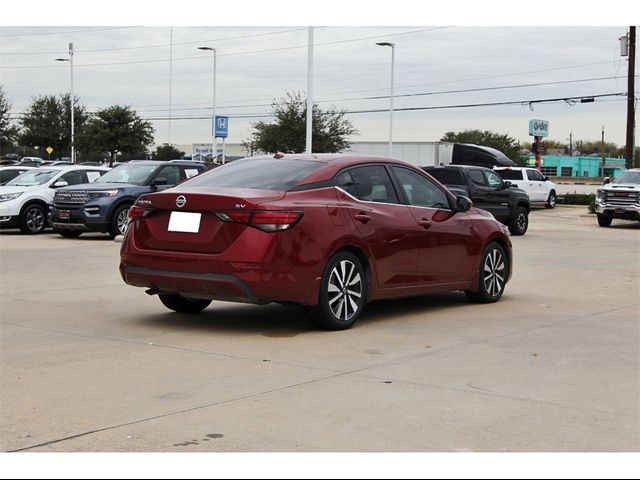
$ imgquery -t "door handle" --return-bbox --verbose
[418,218,432,229]
[354,213,372,224]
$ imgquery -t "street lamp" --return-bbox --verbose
[55,43,74,163]
[198,46,217,163]
[376,42,395,157]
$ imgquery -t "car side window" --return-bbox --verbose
[391,166,450,209]
[335,165,399,204]
[86,170,104,183]
[484,170,504,189]
[59,170,86,185]
[154,166,181,185]
[527,169,544,181]
[468,169,487,186]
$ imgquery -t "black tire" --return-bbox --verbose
[309,251,367,330]
[19,203,47,234]
[466,242,508,303]
[108,204,131,239]
[508,206,529,236]
[597,213,612,227]
[159,294,212,313]
[57,230,82,238]
[545,191,557,209]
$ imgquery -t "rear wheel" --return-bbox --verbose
[109,204,131,238]
[508,206,528,236]
[309,251,367,330]
[545,191,556,209]
[19,203,47,234]
[466,242,508,303]
[597,213,612,227]
[159,294,211,313]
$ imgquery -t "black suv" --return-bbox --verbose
[50,161,207,238]
[424,165,531,235]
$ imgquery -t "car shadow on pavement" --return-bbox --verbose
[136,291,471,335]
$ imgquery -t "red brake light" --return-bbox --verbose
[216,211,303,232]
[127,205,152,224]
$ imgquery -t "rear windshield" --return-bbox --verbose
[495,169,522,180]
[426,168,465,185]
[182,159,323,191]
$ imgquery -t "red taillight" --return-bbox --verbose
[127,206,151,224]
[216,211,303,232]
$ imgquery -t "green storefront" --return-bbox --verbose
[525,156,626,178]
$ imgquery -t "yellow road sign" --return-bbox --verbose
[46,146,53,155]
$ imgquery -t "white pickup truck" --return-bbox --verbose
[494,167,557,208]
[595,169,640,227]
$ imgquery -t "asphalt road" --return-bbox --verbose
[0,206,638,452]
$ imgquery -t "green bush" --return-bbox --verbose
[556,193,596,213]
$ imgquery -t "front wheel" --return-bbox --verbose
[109,204,131,238]
[508,206,529,236]
[466,242,508,303]
[597,213,612,227]
[159,294,211,313]
[309,251,367,330]
[545,191,557,209]
[19,204,47,234]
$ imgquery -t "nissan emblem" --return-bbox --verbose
[176,195,187,208]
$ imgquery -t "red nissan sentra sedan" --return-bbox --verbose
[120,154,512,330]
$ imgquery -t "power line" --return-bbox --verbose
[0,27,310,56]
[0,26,141,38]
[1,27,452,69]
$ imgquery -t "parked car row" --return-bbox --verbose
[0,161,207,235]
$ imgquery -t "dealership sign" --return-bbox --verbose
[529,119,549,137]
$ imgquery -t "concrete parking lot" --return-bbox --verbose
[0,206,638,452]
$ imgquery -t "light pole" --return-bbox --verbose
[376,42,395,157]
[55,42,75,163]
[198,46,217,163]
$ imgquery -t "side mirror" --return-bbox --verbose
[603,177,611,185]
[543,176,550,181]
[151,177,168,187]
[52,180,68,188]
[502,180,512,189]
[455,195,473,213]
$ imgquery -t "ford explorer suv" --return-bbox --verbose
[595,169,640,227]
[494,166,557,208]
[50,161,207,238]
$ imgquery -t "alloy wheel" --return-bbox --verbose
[117,208,129,235]
[25,206,45,233]
[483,248,506,298]
[327,259,363,322]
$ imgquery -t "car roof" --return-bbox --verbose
[0,165,36,170]
[425,164,491,171]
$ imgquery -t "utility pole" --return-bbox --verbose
[623,26,636,169]
[601,125,606,178]
[569,132,573,157]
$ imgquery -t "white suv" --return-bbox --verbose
[494,167,557,208]
[0,165,109,234]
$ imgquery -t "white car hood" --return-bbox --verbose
[0,186,30,195]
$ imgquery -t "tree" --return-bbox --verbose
[82,106,154,166]
[19,93,88,159]
[0,85,20,155]
[440,129,521,162]
[244,91,358,154]
[153,143,185,160]
[575,140,620,157]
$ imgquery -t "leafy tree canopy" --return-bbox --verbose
[245,91,358,154]
[82,105,154,166]
[153,143,185,161]
[0,85,20,154]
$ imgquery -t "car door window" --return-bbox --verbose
[86,170,104,183]
[391,166,450,209]
[484,170,504,189]
[468,169,487,186]
[527,169,545,181]
[59,170,86,186]
[335,165,399,204]
[154,166,181,185]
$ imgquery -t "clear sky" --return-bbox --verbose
[1,1,637,151]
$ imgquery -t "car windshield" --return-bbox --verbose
[95,163,159,185]
[613,171,640,184]
[6,169,57,186]
[183,159,323,191]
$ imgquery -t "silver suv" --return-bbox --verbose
[595,169,640,227]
